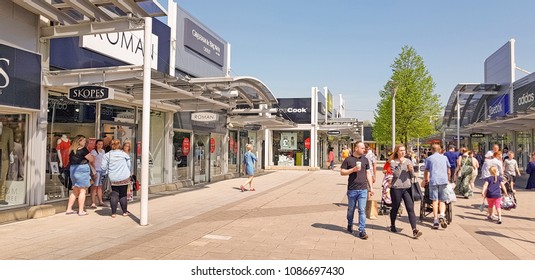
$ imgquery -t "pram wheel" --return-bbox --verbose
[445,202,452,224]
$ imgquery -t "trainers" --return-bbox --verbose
[497,220,502,224]
[413,229,423,239]
[433,222,439,229]
[390,225,397,233]
[439,216,448,229]
[347,225,353,233]
[359,231,368,240]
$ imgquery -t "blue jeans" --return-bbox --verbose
[347,189,368,232]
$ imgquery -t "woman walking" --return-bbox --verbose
[328,148,335,170]
[122,140,134,202]
[388,144,422,239]
[66,135,94,216]
[89,139,105,208]
[240,144,257,192]
[526,152,535,190]
[102,139,132,218]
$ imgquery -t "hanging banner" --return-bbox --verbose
[304,137,311,150]
[280,132,297,151]
[210,137,215,153]
[182,137,191,156]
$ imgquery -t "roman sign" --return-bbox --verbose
[81,31,159,70]
[0,44,41,110]
[244,124,262,131]
[184,18,225,67]
[68,86,114,102]
[191,112,219,122]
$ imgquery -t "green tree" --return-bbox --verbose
[372,46,441,147]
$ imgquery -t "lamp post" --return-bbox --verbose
[389,81,397,152]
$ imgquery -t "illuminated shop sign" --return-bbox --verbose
[68,85,114,102]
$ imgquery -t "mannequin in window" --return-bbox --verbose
[8,131,24,181]
[0,121,14,205]
[56,134,71,170]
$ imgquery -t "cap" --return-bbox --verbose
[485,151,493,158]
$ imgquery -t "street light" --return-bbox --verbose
[388,80,398,152]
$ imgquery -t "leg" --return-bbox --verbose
[97,186,104,205]
[356,190,368,233]
[90,186,97,207]
[486,198,493,218]
[77,187,87,214]
[389,188,403,228]
[117,185,129,214]
[495,199,502,223]
[110,187,120,216]
[248,176,255,191]
[401,189,418,230]
[346,190,357,232]
[66,187,80,212]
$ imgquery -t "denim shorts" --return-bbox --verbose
[93,170,105,186]
[70,164,91,188]
[429,184,448,201]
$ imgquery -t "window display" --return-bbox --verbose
[210,133,223,178]
[272,130,310,166]
[228,130,238,173]
[173,131,191,180]
[0,114,27,206]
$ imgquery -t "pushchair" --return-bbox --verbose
[419,182,453,224]
[378,174,402,216]
[502,174,517,210]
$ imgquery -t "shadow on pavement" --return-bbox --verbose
[332,202,348,207]
[311,223,348,234]
[475,230,535,244]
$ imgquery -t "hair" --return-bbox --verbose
[110,139,122,150]
[94,139,103,151]
[489,166,498,183]
[246,143,253,151]
[448,144,455,150]
[431,144,442,153]
[69,135,86,154]
[390,144,406,161]
[123,140,131,152]
[493,151,502,159]
[459,147,468,154]
[364,143,370,149]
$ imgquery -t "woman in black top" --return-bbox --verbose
[66,135,94,216]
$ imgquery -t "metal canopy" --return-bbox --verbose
[228,115,296,129]
[43,65,276,112]
[442,83,501,129]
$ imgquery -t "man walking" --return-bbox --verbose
[340,141,374,239]
[365,143,377,184]
[423,144,450,229]
[444,145,459,183]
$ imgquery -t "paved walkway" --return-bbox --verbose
[0,166,534,260]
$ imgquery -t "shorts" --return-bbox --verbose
[92,170,105,186]
[429,184,448,201]
[70,164,91,188]
[245,166,255,176]
[507,175,516,183]
[487,197,501,210]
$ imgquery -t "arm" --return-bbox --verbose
[340,166,356,176]
[515,162,521,176]
[102,154,109,173]
[367,170,375,196]
[500,181,508,196]
[481,181,488,197]
[372,161,377,183]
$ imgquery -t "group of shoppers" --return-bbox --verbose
[65,135,134,218]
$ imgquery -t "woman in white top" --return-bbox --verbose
[503,151,521,192]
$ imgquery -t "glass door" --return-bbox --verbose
[193,134,209,183]
[101,122,137,177]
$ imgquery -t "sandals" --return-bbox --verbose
[240,186,245,192]
[78,212,88,216]
[122,212,130,216]
[111,214,116,218]
[65,211,76,215]
[250,188,256,191]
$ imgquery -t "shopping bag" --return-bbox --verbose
[366,199,378,220]
[445,183,457,203]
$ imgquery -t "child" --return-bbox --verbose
[481,166,508,224]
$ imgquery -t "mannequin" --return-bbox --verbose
[0,121,14,205]
[56,134,70,169]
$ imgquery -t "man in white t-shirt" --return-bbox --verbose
[364,143,377,183]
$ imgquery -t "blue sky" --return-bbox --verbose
[160,0,535,121]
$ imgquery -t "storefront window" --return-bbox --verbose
[46,95,96,201]
[138,110,165,185]
[0,114,28,207]
[210,133,223,178]
[173,131,191,180]
[516,131,532,170]
[228,130,238,172]
[272,130,311,166]
[193,134,209,183]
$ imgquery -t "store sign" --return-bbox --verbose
[210,138,215,153]
[453,136,465,140]
[304,137,311,149]
[488,94,509,119]
[68,85,114,102]
[470,133,485,138]
[244,124,262,131]
[513,81,535,112]
[184,18,225,67]
[0,44,41,110]
[191,112,219,122]
[327,92,333,114]
[182,138,191,156]
[280,132,297,151]
[81,31,159,70]
[277,98,312,124]
[327,130,341,135]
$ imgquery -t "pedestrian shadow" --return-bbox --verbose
[332,202,348,207]
[311,223,350,235]
[475,230,535,244]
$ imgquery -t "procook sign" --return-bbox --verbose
[68,86,114,102]
[191,112,219,122]
[513,81,535,112]
[277,98,312,124]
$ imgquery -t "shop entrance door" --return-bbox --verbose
[101,122,137,176]
[193,134,209,183]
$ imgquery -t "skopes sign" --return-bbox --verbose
[488,94,509,119]
[513,81,535,112]
[244,124,262,131]
[277,98,312,124]
[191,112,219,122]
[0,44,41,110]
[68,86,114,102]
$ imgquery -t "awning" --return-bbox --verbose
[44,65,275,112]
[227,115,296,129]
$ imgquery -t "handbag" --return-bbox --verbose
[410,173,422,201]
[102,154,112,195]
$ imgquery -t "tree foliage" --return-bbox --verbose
[372,46,441,146]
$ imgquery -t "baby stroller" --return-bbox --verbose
[419,182,453,224]
[378,174,402,216]
[502,174,517,210]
